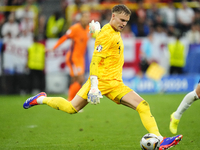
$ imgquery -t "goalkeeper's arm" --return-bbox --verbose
[90,55,102,76]
[87,55,103,104]
[89,55,102,90]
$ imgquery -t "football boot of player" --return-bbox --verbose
[169,112,180,134]
[159,135,183,150]
[23,92,47,109]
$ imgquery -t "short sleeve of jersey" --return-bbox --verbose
[66,25,76,38]
[93,24,113,58]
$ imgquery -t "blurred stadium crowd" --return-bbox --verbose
[0,0,200,94]
[1,0,200,42]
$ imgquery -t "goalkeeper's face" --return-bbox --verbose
[111,12,130,32]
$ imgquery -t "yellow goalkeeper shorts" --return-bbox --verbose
[77,79,132,104]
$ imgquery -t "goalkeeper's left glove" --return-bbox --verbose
[89,20,101,34]
[87,76,103,105]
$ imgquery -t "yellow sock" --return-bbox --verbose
[43,97,77,114]
[136,100,161,137]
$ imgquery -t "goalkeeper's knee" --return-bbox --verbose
[43,97,77,114]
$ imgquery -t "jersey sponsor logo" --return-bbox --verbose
[96,45,102,52]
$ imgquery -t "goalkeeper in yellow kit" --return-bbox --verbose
[23,4,182,149]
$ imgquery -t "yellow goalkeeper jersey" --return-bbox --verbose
[92,23,124,81]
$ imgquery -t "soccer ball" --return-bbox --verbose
[140,133,160,150]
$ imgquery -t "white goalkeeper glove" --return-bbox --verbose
[87,76,103,105]
[89,20,101,33]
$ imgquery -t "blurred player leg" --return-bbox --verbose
[66,56,85,101]
[68,81,81,101]
[170,83,200,134]
[174,90,199,119]
[68,74,84,102]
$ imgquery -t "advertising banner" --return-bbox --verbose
[123,74,200,93]
[184,44,200,74]
[3,38,32,74]
[45,39,71,74]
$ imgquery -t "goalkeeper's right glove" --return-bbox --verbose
[87,76,103,105]
[89,20,101,34]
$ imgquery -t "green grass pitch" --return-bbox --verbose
[0,93,200,150]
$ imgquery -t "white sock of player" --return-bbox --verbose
[37,96,45,104]
[174,90,199,120]
[157,136,163,142]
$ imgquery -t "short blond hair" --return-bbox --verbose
[111,4,131,16]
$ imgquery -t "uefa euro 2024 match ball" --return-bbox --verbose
[140,133,160,150]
